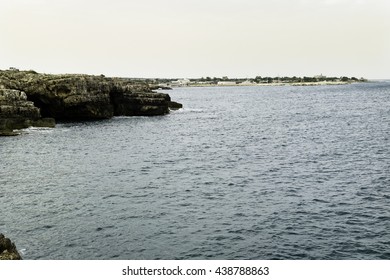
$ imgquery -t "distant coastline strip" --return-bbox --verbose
[149,75,367,88]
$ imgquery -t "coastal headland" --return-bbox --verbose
[0,69,182,136]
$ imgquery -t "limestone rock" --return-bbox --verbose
[0,69,183,135]
[0,234,22,260]
[168,101,183,110]
[0,70,181,120]
[110,89,170,116]
[0,88,53,136]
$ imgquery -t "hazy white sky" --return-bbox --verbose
[1,0,389,78]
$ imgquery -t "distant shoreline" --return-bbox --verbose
[152,80,364,90]
[149,75,367,89]
[176,81,355,88]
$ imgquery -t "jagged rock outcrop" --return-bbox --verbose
[0,69,182,135]
[167,101,183,110]
[0,88,55,136]
[110,83,171,116]
[0,234,22,260]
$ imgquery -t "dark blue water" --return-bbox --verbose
[1,82,389,259]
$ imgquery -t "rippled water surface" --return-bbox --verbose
[1,82,389,259]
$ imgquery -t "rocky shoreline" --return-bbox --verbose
[0,234,22,260]
[0,69,182,136]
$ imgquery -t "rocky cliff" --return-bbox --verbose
[0,69,181,135]
[0,88,55,136]
[0,234,22,260]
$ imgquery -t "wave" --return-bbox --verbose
[172,108,203,114]
[18,126,54,134]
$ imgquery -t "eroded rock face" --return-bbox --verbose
[168,101,183,110]
[110,88,170,116]
[0,70,175,120]
[0,69,182,135]
[0,234,22,260]
[0,88,54,136]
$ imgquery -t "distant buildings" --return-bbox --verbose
[217,81,236,86]
[171,79,191,87]
[239,80,256,86]
[314,74,326,80]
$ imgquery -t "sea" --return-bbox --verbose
[1,81,389,260]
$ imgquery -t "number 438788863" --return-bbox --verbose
[215,267,269,276]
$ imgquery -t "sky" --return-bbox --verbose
[0,0,389,78]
